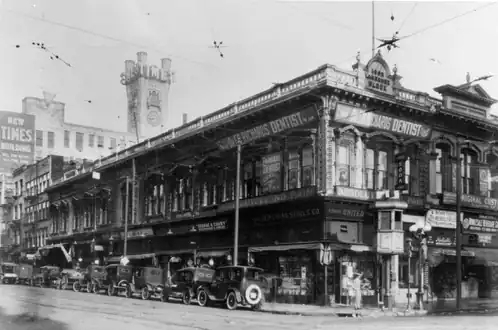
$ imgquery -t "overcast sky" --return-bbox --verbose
[0,0,497,132]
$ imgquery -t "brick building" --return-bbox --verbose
[44,51,498,307]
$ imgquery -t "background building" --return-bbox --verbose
[22,94,137,162]
[122,52,174,139]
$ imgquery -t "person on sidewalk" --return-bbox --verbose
[352,272,363,310]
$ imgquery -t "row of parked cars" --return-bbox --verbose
[1,261,267,311]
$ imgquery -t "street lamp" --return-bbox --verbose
[408,222,432,310]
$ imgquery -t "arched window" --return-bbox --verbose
[435,143,452,193]
[486,153,498,198]
[144,174,165,216]
[402,145,421,196]
[461,148,478,195]
[336,139,355,187]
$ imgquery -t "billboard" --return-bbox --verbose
[0,111,35,174]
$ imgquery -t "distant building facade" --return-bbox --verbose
[121,52,174,139]
[22,96,137,162]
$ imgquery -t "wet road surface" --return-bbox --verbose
[0,285,496,330]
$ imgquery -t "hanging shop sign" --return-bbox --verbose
[262,153,282,193]
[217,186,316,212]
[325,203,367,221]
[426,229,456,247]
[425,209,457,229]
[196,220,228,232]
[479,167,490,197]
[443,192,498,212]
[216,106,317,151]
[395,153,407,191]
[334,103,432,140]
[125,227,154,240]
[461,213,498,234]
[155,219,229,236]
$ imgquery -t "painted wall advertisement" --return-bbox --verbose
[425,209,457,229]
[262,153,282,194]
[443,191,498,212]
[334,103,432,139]
[0,112,35,173]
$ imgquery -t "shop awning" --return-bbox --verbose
[465,247,498,266]
[107,253,156,263]
[155,249,195,256]
[248,242,323,253]
[196,249,230,258]
[427,247,475,267]
[37,244,72,263]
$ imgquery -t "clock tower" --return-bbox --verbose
[120,52,174,141]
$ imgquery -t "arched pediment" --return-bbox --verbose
[433,135,455,154]
[336,125,363,137]
[461,142,482,159]
[364,131,400,145]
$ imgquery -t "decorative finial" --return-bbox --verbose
[466,72,471,84]
[393,64,398,76]
[356,50,361,63]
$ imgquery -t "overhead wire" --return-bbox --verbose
[400,1,498,40]
[396,2,418,35]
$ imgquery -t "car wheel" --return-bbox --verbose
[141,287,150,300]
[197,290,209,307]
[86,282,93,293]
[182,291,191,305]
[107,283,115,296]
[72,281,81,292]
[226,291,238,310]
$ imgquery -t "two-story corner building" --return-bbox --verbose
[44,51,498,308]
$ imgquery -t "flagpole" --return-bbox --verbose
[372,0,375,57]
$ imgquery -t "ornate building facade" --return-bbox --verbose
[44,51,498,308]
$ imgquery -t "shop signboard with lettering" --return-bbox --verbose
[395,153,407,191]
[461,213,498,234]
[0,111,35,173]
[262,153,282,193]
[479,167,490,197]
[443,191,498,212]
[364,58,394,95]
[334,103,432,140]
[425,209,457,229]
[325,203,367,221]
[251,207,321,226]
[216,106,317,151]
[156,219,228,236]
[125,227,154,240]
[426,229,456,247]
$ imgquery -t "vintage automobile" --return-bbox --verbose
[0,262,19,284]
[196,266,265,310]
[128,266,165,300]
[60,268,86,292]
[79,265,106,293]
[34,265,62,288]
[162,267,215,304]
[16,264,34,285]
[101,264,133,297]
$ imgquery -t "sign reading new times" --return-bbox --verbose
[0,111,35,173]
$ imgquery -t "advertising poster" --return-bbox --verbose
[0,111,35,174]
[262,153,282,194]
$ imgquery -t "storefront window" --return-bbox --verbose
[339,254,376,306]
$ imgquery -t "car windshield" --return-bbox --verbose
[2,265,14,273]
[246,269,261,281]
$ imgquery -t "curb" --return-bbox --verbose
[428,308,498,316]
[259,309,430,318]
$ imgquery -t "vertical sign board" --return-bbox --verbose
[262,153,282,194]
[0,112,35,174]
[395,153,407,191]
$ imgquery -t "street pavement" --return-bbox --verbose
[0,285,497,330]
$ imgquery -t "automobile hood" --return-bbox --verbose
[2,273,18,278]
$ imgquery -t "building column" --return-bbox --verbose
[354,134,364,189]
[162,175,171,220]
[319,95,337,195]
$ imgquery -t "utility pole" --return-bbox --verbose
[455,141,463,310]
[124,176,130,257]
[371,0,375,58]
[233,145,241,266]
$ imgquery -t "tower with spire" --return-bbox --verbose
[120,52,175,141]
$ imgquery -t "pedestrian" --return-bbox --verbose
[352,272,363,310]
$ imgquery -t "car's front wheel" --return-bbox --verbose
[141,287,150,300]
[72,281,81,292]
[226,291,238,310]
[182,291,191,305]
[197,290,210,307]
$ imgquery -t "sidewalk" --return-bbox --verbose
[259,303,428,317]
[427,298,498,315]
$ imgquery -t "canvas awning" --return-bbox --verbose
[465,247,498,266]
[248,242,323,253]
[107,253,156,264]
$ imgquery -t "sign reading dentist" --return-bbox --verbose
[334,103,432,140]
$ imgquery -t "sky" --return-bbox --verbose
[0,0,497,133]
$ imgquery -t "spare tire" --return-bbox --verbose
[245,284,262,306]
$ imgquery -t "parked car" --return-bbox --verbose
[16,264,34,286]
[131,267,165,300]
[80,265,106,293]
[0,262,19,284]
[163,267,215,304]
[196,266,266,310]
[101,264,133,297]
[34,266,62,288]
[60,268,86,292]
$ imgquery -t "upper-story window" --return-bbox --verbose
[36,130,43,147]
[365,145,390,190]
[76,132,84,151]
[47,131,55,149]
[97,136,104,148]
[145,174,165,216]
[402,145,421,195]
[435,143,452,194]
[337,143,354,187]
[461,148,478,195]
[64,130,70,148]
[487,153,498,198]
[89,134,95,147]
